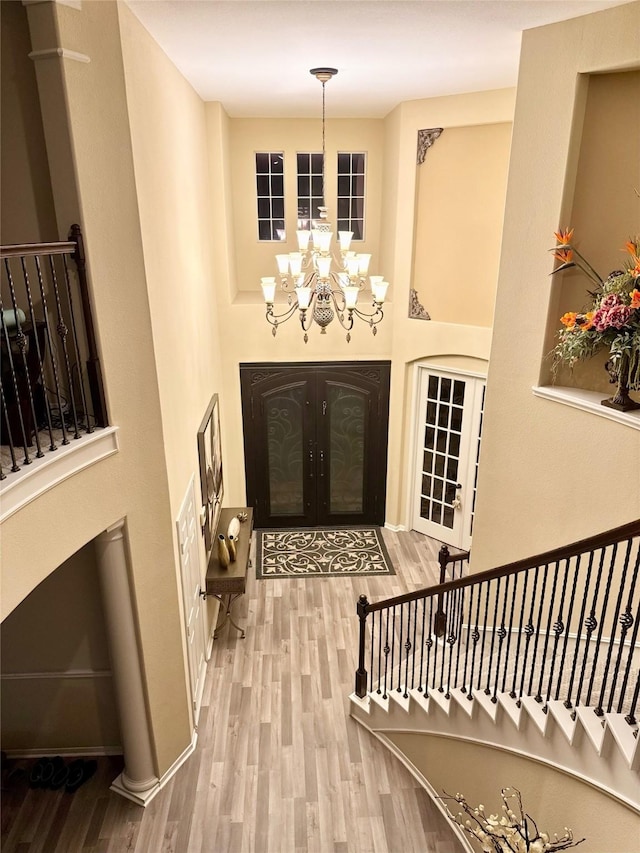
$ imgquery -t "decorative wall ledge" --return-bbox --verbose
[0,426,119,523]
[532,386,640,431]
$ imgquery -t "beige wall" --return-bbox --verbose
[471,2,640,572]
[229,118,384,298]
[1,543,120,753]
[412,122,512,327]
[0,0,57,243]
[388,733,640,853]
[1,0,194,775]
[551,69,640,394]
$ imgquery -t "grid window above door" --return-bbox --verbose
[337,152,366,240]
[255,152,285,241]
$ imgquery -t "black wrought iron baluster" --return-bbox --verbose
[461,585,475,696]
[453,586,465,690]
[355,594,369,698]
[417,598,427,693]
[567,550,596,713]
[403,601,413,698]
[527,562,550,699]
[510,569,529,700]
[575,547,606,715]
[48,255,80,440]
[595,539,632,716]
[544,558,570,712]
[439,589,452,693]
[382,609,391,699]
[612,539,640,716]
[21,255,56,451]
[2,265,38,462]
[394,604,404,693]
[555,554,582,704]
[62,254,92,434]
[501,573,518,695]
[369,608,375,695]
[492,575,509,704]
[424,597,434,696]
[624,665,640,726]
[410,598,419,691]
[376,610,383,694]
[484,578,500,696]
[535,559,560,706]
[469,582,483,699]
[586,544,618,712]
[518,565,540,707]
[0,376,20,473]
[34,255,69,446]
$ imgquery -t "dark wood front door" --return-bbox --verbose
[240,362,391,528]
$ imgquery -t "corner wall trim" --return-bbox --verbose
[23,0,82,8]
[28,48,90,64]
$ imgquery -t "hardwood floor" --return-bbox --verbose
[1,529,463,853]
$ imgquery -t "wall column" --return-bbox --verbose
[95,519,160,806]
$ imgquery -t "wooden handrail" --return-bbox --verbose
[366,518,640,613]
[0,241,76,259]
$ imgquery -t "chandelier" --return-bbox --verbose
[261,67,389,343]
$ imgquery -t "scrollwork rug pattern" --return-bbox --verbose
[256,527,395,578]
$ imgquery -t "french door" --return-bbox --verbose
[240,362,391,528]
[411,367,485,550]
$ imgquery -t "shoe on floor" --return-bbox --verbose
[65,759,97,794]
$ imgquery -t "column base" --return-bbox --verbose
[110,772,160,807]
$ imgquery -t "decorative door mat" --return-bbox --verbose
[256,527,395,578]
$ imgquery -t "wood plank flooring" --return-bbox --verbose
[1,529,463,853]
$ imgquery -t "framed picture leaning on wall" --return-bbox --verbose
[197,393,223,553]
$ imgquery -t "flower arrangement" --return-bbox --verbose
[441,788,584,853]
[549,229,640,410]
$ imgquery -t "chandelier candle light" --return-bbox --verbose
[261,67,389,343]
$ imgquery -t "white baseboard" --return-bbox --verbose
[384,523,406,532]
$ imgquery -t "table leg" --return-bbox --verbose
[213,593,246,639]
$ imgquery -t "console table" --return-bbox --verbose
[205,506,253,639]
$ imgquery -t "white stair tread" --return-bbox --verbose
[388,687,411,713]
[450,687,476,717]
[497,692,523,730]
[521,695,550,736]
[576,705,608,755]
[473,688,500,722]
[408,687,431,715]
[349,692,371,715]
[427,686,452,715]
[547,699,578,745]
[605,712,640,769]
[369,690,390,713]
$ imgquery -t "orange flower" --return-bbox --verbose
[554,228,574,245]
[553,247,574,264]
[624,239,640,278]
[576,311,595,330]
[560,312,577,329]
[630,289,640,309]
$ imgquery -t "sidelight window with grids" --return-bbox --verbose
[296,153,324,230]
[337,152,366,240]
[255,152,285,241]
[420,375,465,530]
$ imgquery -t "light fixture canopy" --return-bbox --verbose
[261,66,390,343]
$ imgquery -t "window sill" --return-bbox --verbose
[532,386,640,431]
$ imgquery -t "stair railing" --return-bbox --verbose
[1,225,107,478]
[355,520,640,731]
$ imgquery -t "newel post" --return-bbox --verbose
[355,594,369,698]
[435,544,450,638]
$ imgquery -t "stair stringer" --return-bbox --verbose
[349,689,640,813]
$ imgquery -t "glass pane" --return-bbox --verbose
[428,376,438,399]
[337,198,349,218]
[352,220,364,241]
[422,449,433,472]
[438,405,449,428]
[256,175,269,196]
[337,175,350,195]
[426,401,437,425]
[453,380,465,405]
[436,430,447,453]
[266,387,304,515]
[298,176,310,195]
[352,153,365,173]
[257,197,270,218]
[311,176,323,196]
[451,406,463,433]
[271,154,284,173]
[443,505,455,529]
[297,153,309,171]
[421,473,432,496]
[337,153,350,173]
[272,198,284,219]
[311,153,323,173]
[271,175,283,195]
[258,221,272,240]
[432,478,443,501]
[434,454,445,477]
[420,497,431,518]
[256,153,270,173]
[329,386,365,514]
[440,378,451,401]
[425,426,435,448]
[445,482,456,504]
[449,432,460,457]
[446,457,458,482]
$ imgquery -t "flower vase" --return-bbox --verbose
[217,533,230,569]
[227,535,237,561]
[602,353,640,412]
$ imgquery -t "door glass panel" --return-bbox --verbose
[266,387,304,515]
[419,373,466,528]
[328,385,365,514]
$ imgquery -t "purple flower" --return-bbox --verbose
[593,303,634,331]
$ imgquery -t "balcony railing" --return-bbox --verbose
[355,520,640,729]
[1,225,107,479]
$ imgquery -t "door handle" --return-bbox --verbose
[309,445,314,478]
[319,449,325,478]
